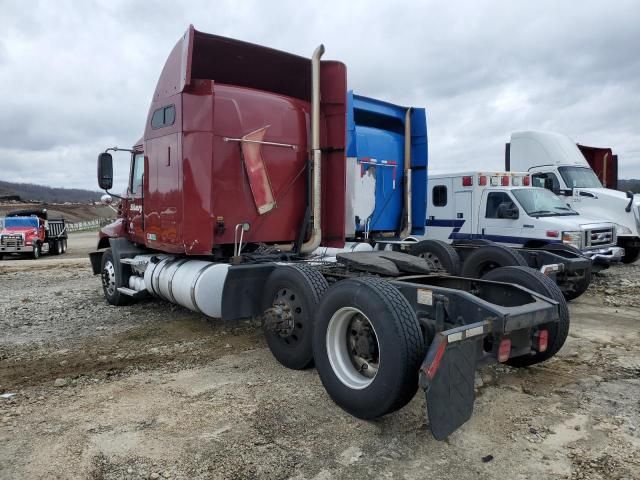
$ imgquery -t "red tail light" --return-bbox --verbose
[501,176,509,186]
[462,176,473,187]
[498,338,511,362]
[523,176,530,186]
[537,330,549,352]
[479,175,487,186]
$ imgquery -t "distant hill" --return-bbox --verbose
[618,179,640,194]
[0,180,102,203]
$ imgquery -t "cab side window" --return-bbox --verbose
[131,154,144,194]
[486,192,514,218]
[151,105,176,129]
[532,172,560,191]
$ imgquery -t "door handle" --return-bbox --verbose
[167,145,171,166]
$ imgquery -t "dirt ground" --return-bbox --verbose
[1,234,639,480]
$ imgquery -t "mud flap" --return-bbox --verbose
[419,324,486,440]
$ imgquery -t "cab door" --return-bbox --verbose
[127,152,145,244]
[479,190,523,246]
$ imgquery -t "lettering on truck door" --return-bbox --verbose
[128,152,145,244]
[479,190,523,246]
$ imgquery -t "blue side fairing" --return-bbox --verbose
[347,91,428,235]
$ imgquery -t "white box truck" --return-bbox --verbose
[505,130,640,263]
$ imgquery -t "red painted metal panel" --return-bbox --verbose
[578,144,619,189]
[320,61,347,248]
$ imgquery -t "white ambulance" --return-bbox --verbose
[417,171,623,267]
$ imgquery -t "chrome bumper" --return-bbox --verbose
[582,246,624,266]
[0,245,34,254]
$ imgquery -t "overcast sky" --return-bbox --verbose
[1,0,639,191]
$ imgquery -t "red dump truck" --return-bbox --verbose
[90,26,568,439]
[0,208,67,259]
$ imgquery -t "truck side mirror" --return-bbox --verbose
[497,202,519,220]
[98,152,114,190]
[543,178,554,191]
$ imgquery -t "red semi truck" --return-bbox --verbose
[0,209,67,259]
[577,144,619,190]
[90,26,568,439]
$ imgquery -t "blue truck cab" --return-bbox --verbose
[345,91,428,238]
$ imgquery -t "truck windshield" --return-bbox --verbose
[558,166,602,188]
[512,188,578,217]
[4,217,39,228]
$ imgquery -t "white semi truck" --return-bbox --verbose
[505,130,640,263]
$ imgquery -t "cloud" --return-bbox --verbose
[1,0,639,191]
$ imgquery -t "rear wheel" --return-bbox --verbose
[313,277,424,419]
[460,244,527,278]
[409,239,461,274]
[101,248,133,306]
[61,239,68,254]
[261,264,328,370]
[541,243,591,300]
[622,246,640,264]
[482,266,570,367]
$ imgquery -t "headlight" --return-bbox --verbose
[615,223,632,235]
[562,231,583,249]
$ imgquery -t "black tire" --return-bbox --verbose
[540,243,591,300]
[313,277,424,419]
[482,266,570,367]
[622,246,640,264]
[49,240,61,256]
[460,244,527,278]
[262,264,328,370]
[61,239,68,254]
[32,243,41,260]
[101,248,133,306]
[409,239,462,274]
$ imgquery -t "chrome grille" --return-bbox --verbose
[1,235,23,247]
[585,228,614,247]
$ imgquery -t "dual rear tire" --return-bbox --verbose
[263,266,424,419]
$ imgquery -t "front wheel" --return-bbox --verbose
[32,243,41,260]
[482,266,570,367]
[101,248,133,306]
[622,246,640,264]
[313,277,424,419]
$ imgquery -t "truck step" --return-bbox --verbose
[116,287,148,299]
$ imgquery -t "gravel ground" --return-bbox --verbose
[1,235,639,479]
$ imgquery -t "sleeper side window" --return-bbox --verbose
[150,105,176,129]
[432,185,447,207]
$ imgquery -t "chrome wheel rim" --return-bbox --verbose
[326,307,380,390]
[102,260,116,296]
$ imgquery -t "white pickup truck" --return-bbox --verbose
[406,171,623,300]
[506,130,640,263]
